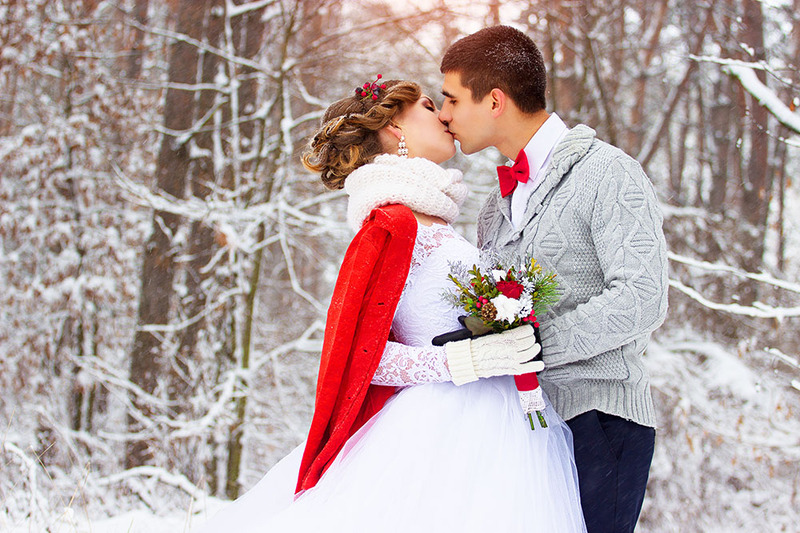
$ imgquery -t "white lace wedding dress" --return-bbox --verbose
[194,223,586,532]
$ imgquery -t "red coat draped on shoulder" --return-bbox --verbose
[295,204,418,494]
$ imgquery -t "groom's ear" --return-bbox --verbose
[489,88,506,118]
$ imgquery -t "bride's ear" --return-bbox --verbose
[384,121,404,140]
[378,122,404,153]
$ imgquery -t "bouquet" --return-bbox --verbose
[434,255,559,430]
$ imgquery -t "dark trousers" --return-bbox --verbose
[566,410,655,533]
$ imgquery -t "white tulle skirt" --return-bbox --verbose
[194,376,586,532]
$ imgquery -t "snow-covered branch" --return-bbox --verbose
[765,347,800,370]
[669,252,800,294]
[3,441,46,519]
[137,288,243,333]
[97,466,206,500]
[168,370,241,439]
[155,96,229,146]
[660,204,723,222]
[71,355,171,410]
[169,321,324,439]
[113,165,346,239]
[112,164,276,224]
[130,79,232,94]
[689,55,795,86]
[669,279,800,319]
[120,10,277,79]
[252,319,324,371]
[225,0,280,18]
[301,9,443,57]
[725,64,800,135]
[278,219,326,313]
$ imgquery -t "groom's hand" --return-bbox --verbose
[444,324,544,386]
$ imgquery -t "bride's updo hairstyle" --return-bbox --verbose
[302,79,421,190]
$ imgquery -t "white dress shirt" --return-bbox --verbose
[510,113,568,228]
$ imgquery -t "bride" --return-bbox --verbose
[193,78,586,532]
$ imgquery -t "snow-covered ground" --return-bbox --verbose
[2,507,200,533]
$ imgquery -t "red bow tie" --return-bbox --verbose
[497,149,530,197]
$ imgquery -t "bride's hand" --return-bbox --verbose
[444,324,544,385]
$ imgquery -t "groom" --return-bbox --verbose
[439,26,669,532]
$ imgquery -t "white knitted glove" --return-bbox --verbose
[444,324,544,386]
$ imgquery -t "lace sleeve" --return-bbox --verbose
[371,340,452,386]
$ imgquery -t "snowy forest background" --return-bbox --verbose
[1,0,799,531]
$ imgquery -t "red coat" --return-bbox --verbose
[295,204,418,494]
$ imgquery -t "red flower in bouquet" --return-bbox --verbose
[496,279,525,299]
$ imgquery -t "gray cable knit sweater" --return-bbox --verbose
[477,125,668,428]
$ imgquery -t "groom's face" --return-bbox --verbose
[439,72,494,155]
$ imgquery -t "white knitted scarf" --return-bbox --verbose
[344,154,468,231]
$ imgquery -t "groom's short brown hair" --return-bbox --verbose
[440,25,546,114]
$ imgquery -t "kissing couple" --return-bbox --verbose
[194,25,668,533]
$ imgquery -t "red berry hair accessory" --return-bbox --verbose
[355,74,388,101]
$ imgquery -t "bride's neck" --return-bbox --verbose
[413,211,447,227]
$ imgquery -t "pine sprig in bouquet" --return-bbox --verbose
[436,254,559,429]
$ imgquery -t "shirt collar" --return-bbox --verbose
[521,113,568,177]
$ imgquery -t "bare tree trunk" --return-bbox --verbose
[708,78,733,215]
[127,0,207,469]
[437,0,460,47]
[665,116,675,202]
[725,79,748,214]
[0,69,17,135]
[694,81,707,208]
[488,0,501,25]
[670,93,689,205]
[606,1,625,123]
[234,1,267,180]
[172,0,224,411]
[774,140,788,272]
[739,0,770,288]
[778,0,800,271]
[628,0,669,155]
[52,57,97,436]
[221,0,269,500]
[535,1,581,120]
[582,8,618,146]
[0,6,16,134]
[225,220,265,500]
[127,0,150,79]
[543,7,559,115]
[638,3,714,169]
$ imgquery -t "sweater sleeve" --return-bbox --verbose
[539,156,669,368]
[371,340,452,386]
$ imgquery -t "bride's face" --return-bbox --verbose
[392,96,456,163]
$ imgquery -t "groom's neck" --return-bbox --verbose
[495,109,550,160]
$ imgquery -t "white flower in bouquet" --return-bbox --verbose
[490,294,524,323]
[518,292,534,316]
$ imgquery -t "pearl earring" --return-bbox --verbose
[398,135,408,158]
